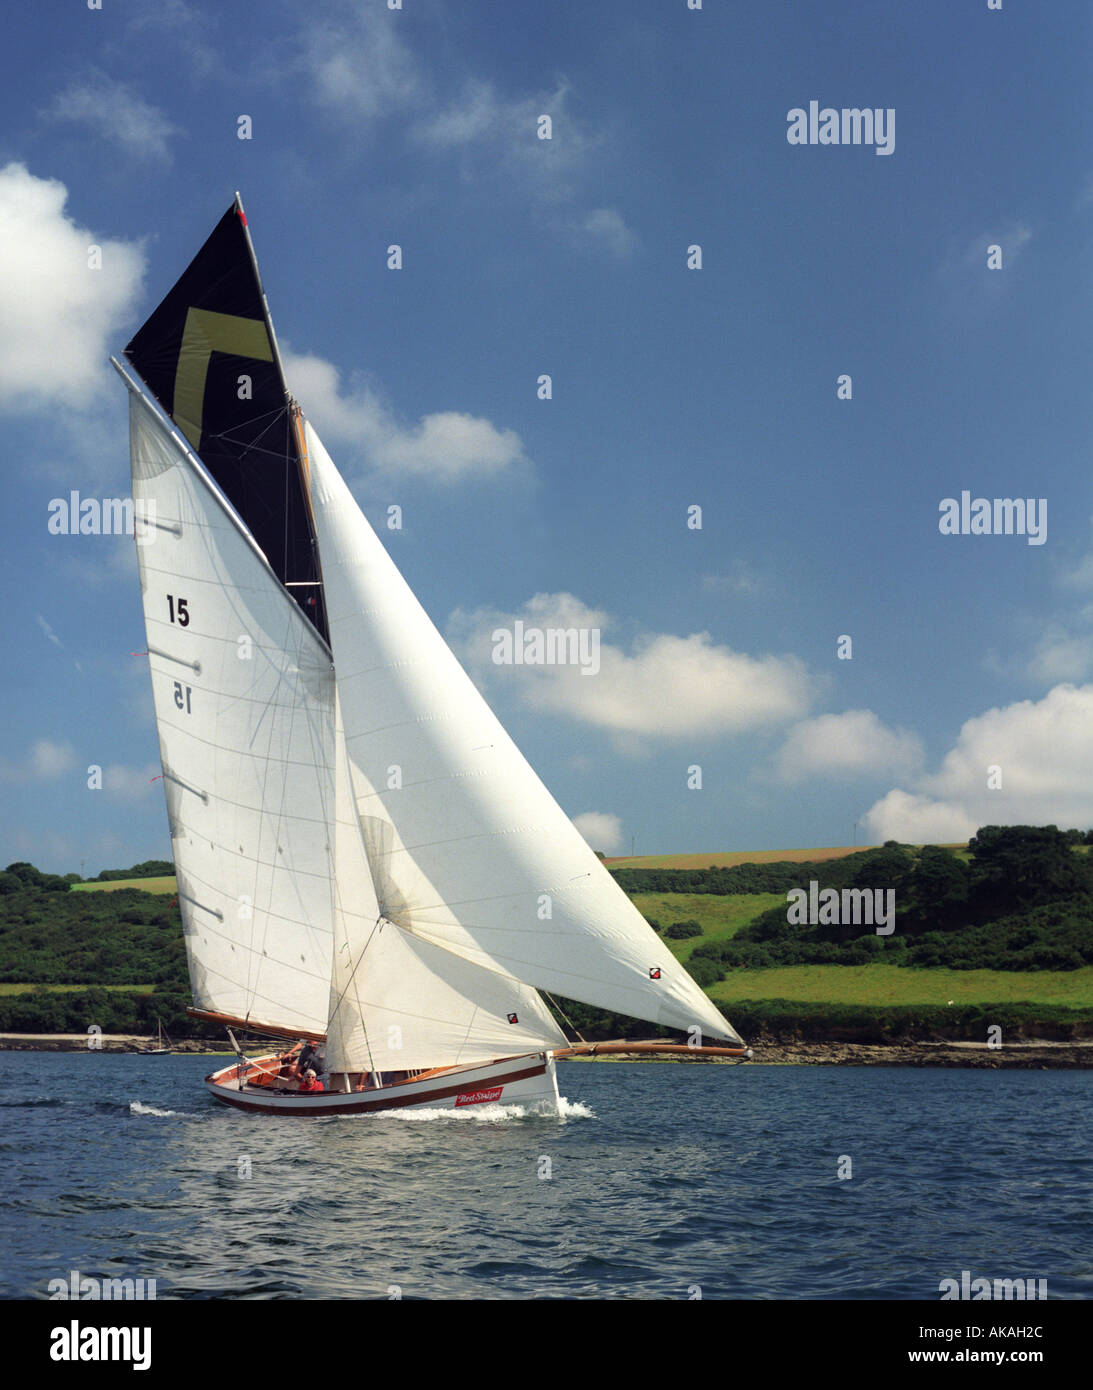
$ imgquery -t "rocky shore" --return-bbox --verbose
[4,1034,1090,1067]
[749,1039,1093,1068]
[0,1033,226,1054]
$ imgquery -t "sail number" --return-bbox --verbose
[173,682,193,713]
[167,595,190,626]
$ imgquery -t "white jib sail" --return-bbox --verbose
[124,378,336,1035]
[304,419,744,1047]
[325,690,567,1074]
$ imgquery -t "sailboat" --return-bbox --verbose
[113,195,750,1116]
[137,1017,173,1055]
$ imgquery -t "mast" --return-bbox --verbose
[232,193,289,390]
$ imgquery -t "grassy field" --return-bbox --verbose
[0,982,156,994]
[708,964,1093,1007]
[631,892,783,960]
[606,844,969,869]
[70,877,176,894]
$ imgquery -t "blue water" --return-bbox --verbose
[3,1054,1090,1300]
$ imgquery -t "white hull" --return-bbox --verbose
[205,1051,560,1117]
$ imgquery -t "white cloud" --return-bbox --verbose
[702,561,762,596]
[297,17,633,255]
[121,1,222,82]
[43,74,179,162]
[0,164,144,412]
[285,351,528,483]
[861,684,1093,841]
[578,208,637,257]
[860,790,978,845]
[572,811,622,854]
[36,615,63,650]
[1027,626,1093,684]
[449,592,811,739]
[102,763,160,799]
[1060,551,1093,590]
[962,221,1033,269]
[412,78,634,254]
[300,4,424,121]
[776,710,923,782]
[0,739,77,783]
[414,78,594,196]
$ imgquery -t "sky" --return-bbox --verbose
[0,0,1090,875]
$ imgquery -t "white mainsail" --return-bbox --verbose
[305,419,744,1047]
[122,375,337,1036]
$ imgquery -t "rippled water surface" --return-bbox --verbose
[4,1055,1090,1299]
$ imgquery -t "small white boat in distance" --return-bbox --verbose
[113,196,749,1117]
[137,1017,173,1055]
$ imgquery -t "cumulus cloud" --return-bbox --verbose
[861,684,1093,841]
[775,710,923,782]
[449,592,811,739]
[285,351,528,483]
[0,163,144,411]
[572,811,622,854]
[43,74,180,162]
[859,790,978,845]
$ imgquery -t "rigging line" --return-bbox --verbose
[543,992,586,1044]
[454,1006,480,1066]
[326,910,386,1045]
[200,403,288,444]
[199,412,296,472]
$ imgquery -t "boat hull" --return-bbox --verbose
[205,1051,560,1117]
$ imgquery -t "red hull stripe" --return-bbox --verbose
[206,1062,547,1116]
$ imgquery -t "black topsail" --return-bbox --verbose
[124,198,327,643]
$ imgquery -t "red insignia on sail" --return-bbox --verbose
[507,1012,519,1024]
[649,967,661,979]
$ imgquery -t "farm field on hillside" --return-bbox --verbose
[631,892,782,960]
[70,878,176,894]
[708,964,1093,1007]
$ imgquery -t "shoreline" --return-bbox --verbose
[2,1033,1092,1067]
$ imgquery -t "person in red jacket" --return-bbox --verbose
[297,1069,324,1094]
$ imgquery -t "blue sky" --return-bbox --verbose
[1,0,1090,874]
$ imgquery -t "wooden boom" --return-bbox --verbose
[552,1039,751,1060]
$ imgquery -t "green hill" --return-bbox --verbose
[3,826,1092,1041]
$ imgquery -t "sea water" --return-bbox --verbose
[3,1054,1090,1300]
